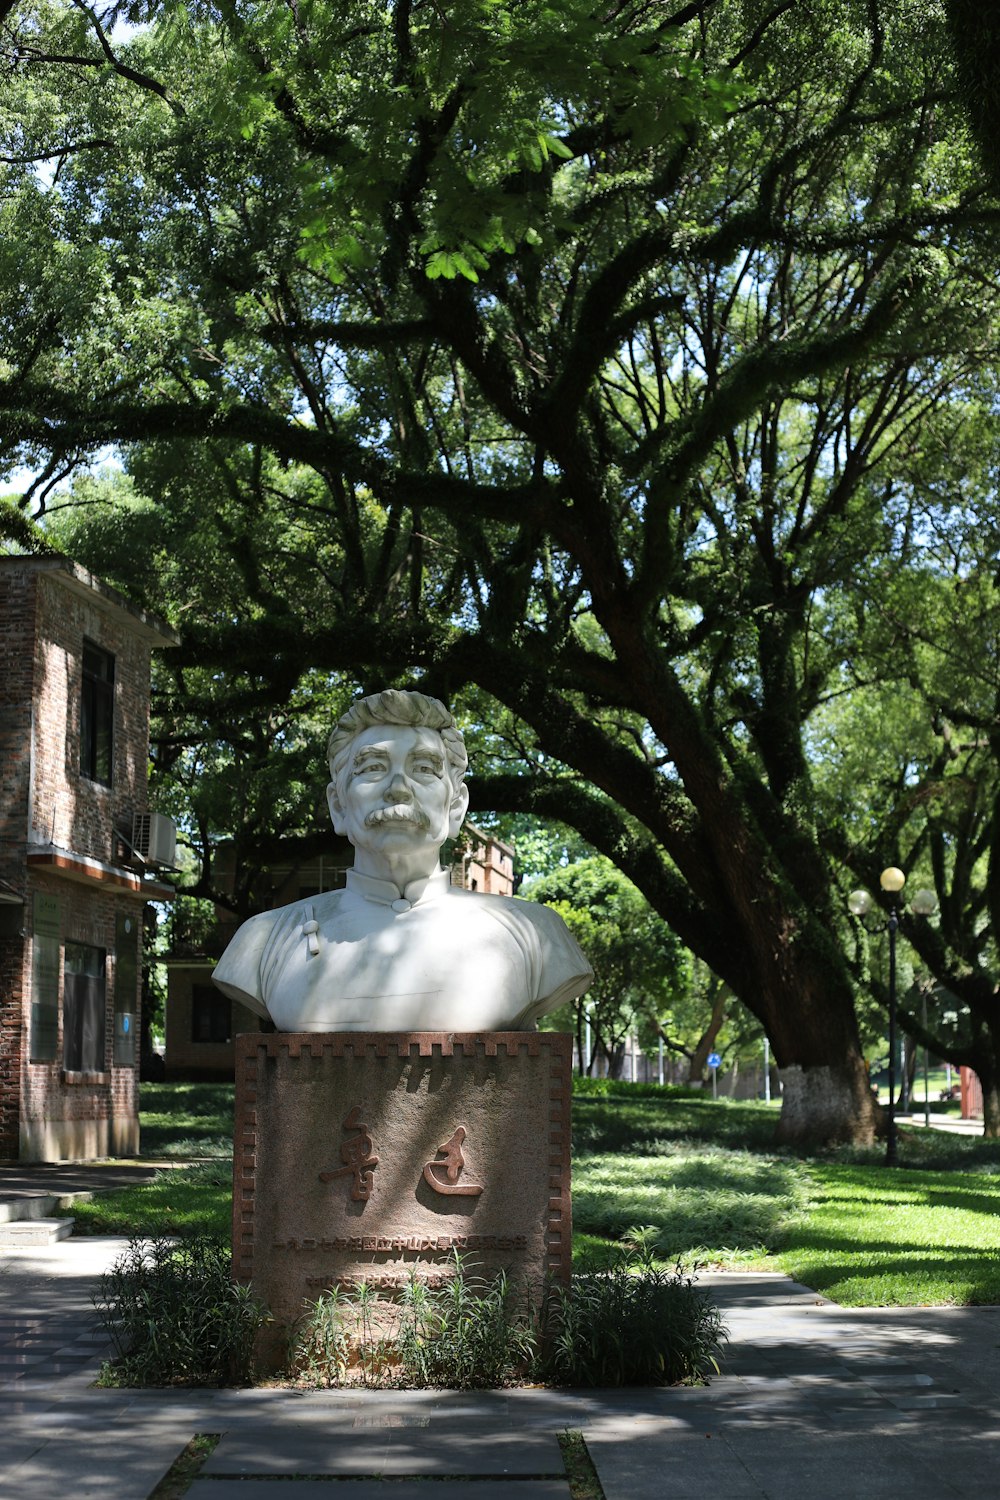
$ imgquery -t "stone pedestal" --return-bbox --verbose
[232,1031,572,1364]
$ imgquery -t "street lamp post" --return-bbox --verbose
[848,868,936,1167]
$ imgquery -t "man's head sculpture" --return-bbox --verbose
[323,690,471,880]
[212,686,592,1032]
[327,689,468,788]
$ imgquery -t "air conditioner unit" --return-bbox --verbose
[132,811,177,868]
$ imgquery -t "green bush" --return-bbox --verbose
[537,1233,727,1387]
[287,1255,537,1389]
[392,1260,537,1389]
[93,1235,270,1387]
[286,1246,725,1391]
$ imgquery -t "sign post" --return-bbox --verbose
[707,1051,721,1100]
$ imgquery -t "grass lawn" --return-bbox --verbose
[138,1082,234,1158]
[66,1078,1000,1306]
[67,1082,235,1239]
[773,1163,1000,1306]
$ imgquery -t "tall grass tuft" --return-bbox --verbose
[537,1229,727,1387]
[393,1256,537,1389]
[287,1254,537,1389]
[94,1235,270,1387]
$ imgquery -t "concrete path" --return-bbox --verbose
[2,1228,1000,1499]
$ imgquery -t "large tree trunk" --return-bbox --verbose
[983,1077,1000,1139]
[752,943,881,1146]
[973,1031,1000,1138]
[775,1058,880,1146]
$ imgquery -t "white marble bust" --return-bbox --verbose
[212,689,592,1032]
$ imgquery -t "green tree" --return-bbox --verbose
[5,0,1000,1141]
[528,858,686,1078]
[816,506,1000,1133]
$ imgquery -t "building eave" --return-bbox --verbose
[1,555,180,647]
[26,844,176,901]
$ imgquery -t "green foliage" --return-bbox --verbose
[69,1160,233,1239]
[94,1236,270,1387]
[391,1259,538,1389]
[9,0,1000,1141]
[287,1256,537,1389]
[537,1234,727,1387]
[286,1286,351,1386]
[139,1081,234,1158]
[529,857,686,1074]
[288,1249,723,1390]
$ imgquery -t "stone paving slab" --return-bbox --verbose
[203,1427,565,1477]
[189,1484,571,1498]
[0,1426,195,1500]
[4,1245,1000,1500]
[0,1219,75,1246]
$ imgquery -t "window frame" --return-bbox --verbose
[80,638,115,787]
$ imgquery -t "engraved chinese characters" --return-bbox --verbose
[422,1127,483,1197]
[319,1109,484,1204]
[318,1106,379,1201]
[233,1032,573,1364]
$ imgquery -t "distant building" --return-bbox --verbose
[0,556,178,1160]
[451,825,515,897]
[960,1066,983,1120]
[163,825,515,1080]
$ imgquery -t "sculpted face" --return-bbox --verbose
[327,723,469,871]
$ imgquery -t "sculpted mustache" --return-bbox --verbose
[364,805,431,830]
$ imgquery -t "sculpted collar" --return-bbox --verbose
[344,866,451,914]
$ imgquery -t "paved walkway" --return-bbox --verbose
[3,1229,1000,1499]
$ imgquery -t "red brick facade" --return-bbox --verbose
[0,558,177,1160]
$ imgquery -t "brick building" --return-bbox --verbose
[164,825,515,1080]
[0,556,178,1160]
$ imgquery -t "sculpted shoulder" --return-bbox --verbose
[212,891,348,1015]
[446,888,593,1025]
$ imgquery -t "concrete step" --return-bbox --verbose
[0,1195,60,1224]
[0,1217,75,1245]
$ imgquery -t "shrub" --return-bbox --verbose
[392,1258,537,1389]
[287,1285,352,1385]
[286,1245,725,1391]
[93,1235,270,1387]
[536,1232,727,1387]
[286,1254,537,1389]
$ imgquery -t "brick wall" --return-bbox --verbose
[0,566,36,891]
[0,932,23,1157]
[29,572,153,862]
[18,874,141,1160]
[0,559,172,1160]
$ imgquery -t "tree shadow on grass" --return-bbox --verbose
[572,1150,808,1258]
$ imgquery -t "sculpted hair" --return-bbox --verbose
[326,690,469,792]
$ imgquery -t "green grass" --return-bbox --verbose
[139,1082,234,1158]
[69,1159,233,1238]
[570,1081,1000,1304]
[65,1078,1000,1308]
[773,1163,1000,1305]
[66,1082,236,1236]
[573,1143,810,1263]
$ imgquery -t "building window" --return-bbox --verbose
[80,639,115,785]
[63,942,107,1072]
[191,984,231,1044]
[114,911,139,1067]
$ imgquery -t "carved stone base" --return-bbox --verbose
[232,1031,572,1369]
